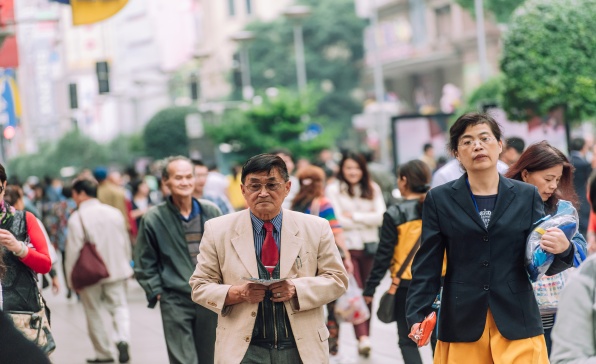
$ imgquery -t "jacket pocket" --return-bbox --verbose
[317,325,330,342]
[508,279,532,293]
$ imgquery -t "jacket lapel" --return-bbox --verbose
[231,211,259,278]
[450,174,487,231]
[279,212,303,279]
[487,175,516,229]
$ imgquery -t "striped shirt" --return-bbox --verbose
[250,211,282,259]
[304,197,342,233]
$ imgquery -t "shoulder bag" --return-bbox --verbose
[376,235,421,323]
[3,210,56,354]
[71,212,110,291]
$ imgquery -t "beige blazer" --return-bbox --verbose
[189,209,348,364]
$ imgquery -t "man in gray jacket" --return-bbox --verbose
[135,156,222,364]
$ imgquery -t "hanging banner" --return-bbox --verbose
[0,68,21,128]
[0,0,18,68]
[71,0,129,26]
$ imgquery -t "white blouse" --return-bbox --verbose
[325,180,386,250]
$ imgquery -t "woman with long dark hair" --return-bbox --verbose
[406,113,573,363]
[505,141,587,354]
[364,160,446,363]
[291,165,353,358]
[325,151,385,357]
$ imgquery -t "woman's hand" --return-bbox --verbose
[540,227,571,254]
[342,211,353,219]
[363,296,373,305]
[0,228,25,254]
[408,323,421,345]
[343,257,354,275]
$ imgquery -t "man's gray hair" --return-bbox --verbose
[161,156,193,180]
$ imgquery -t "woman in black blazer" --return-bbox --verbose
[406,113,574,363]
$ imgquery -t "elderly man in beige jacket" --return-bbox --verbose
[190,154,348,364]
[65,178,133,364]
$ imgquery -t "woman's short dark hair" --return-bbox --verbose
[337,151,374,200]
[0,164,6,184]
[449,112,503,154]
[241,154,289,184]
[398,160,431,194]
[72,178,98,198]
[505,141,577,213]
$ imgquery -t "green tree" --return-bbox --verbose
[242,0,366,133]
[8,130,110,178]
[500,0,596,123]
[206,88,336,161]
[455,0,525,23]
[143,106,194,159]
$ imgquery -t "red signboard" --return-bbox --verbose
[0,0,19,68]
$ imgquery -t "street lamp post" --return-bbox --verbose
[230,30,255,100]
[283,5,311,93]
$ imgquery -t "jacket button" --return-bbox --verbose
[483,236,489,242]
[245,336,250,342]
[484,285,490,290]
[251,311,256,317]
[483,261,489,267]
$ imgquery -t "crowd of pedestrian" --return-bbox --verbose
[2,112,596,364]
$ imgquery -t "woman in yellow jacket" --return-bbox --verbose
[364,159,446,364]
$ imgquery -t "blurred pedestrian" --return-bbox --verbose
[134,156,222,364]
[505,141,587,354]
[364,160,445,363]
[291,165,354,358]
[189,153,348,364]
[569,137,592,236]
[419,143,436,171]
[550,254,596,363]
[94,167,131,235]
[192,159,232,214]
[325,151,386,357]
[499,136,525,166]
[270,148,300,210]
[406,112,573,363]
[129,179,154,230]
[65,178,133,364]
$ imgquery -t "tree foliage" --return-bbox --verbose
[455,0,525,23]
[8,131,146,180]
[243,0,366,132]
[452,76,504,118]
[500,0,596,122]
[142,106,194,159]
[8,130,110,179]
[206,88,336,161]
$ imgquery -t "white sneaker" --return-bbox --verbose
[358,336,371,357]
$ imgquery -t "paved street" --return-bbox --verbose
[45,273,433,364]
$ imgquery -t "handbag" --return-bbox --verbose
[335,274,370,325]
[409,311,436,347]
[71,213,110,291]
[376,235,421,323]
[9,295,57,355]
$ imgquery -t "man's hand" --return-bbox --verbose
[225,282,268,305]
[269,280,296,303]
[540,227,571,254]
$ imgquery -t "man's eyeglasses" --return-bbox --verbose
[458,136,496,149]
[244,182,284,193]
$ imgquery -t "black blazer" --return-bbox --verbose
[406,174,574,342]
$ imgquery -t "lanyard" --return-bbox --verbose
[465,178,480,213]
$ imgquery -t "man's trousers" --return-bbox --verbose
[160,289,217,364]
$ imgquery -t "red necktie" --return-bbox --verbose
[261,222,279,276]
